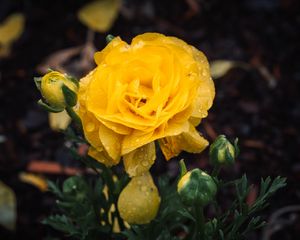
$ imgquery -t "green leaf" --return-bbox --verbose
[63,176,89,200]
[47,180,63,198]
[177,209,196,222]
[0,181,16,231]
[38,99,64,113]
[62,84,77,107]
[42,215,79,236]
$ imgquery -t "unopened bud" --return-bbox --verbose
[37,71,78,111]
[209,135,237,166]
[177,169,217,206]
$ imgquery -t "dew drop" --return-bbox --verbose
[141,186,148,192]
[86,122,95,132]
[202,70,208,76]
[141,161,149,167]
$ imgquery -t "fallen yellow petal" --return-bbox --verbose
[0,13,25,46]
[19,172,48,192]
[0,181,16,231]
[49,110,71,131]
[78,0,121,32]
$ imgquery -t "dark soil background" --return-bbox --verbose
[0,0,300,239]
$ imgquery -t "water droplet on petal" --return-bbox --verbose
[141,186,148,192]
[141,161,149,167]
[86,122,95,132]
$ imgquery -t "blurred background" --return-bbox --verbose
[0,0,300,239]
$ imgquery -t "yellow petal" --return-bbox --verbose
[19,172,48,192]
[190,47,215,120]
[78,0,121,32]
[122,130,153,155]
[94,37,126,65]
[159,123,208,160]
[0,13,25,46]
[0,181,16,231]
[49,110,71,131]
[189,116,202,126]
[210,60,236,79]
[123,142,156,177]
[88,146,115,167]
[99,123,122,162]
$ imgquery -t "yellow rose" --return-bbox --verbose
[77,33,215,176]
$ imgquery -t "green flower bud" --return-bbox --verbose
[177,169,217,206]
[209,135,237,166]
[39,71,78,110]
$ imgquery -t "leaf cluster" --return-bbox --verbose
[124,175,286,240]
[43,159,129,240]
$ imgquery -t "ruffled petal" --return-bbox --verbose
[159,123,208,160]
[99,122,122,163]
[88,146,115,167]
[123,142,156,177]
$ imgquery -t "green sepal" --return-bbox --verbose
[178,169,217,207]
[234,138,240,157]
[66,75,79,88]
[34,77,42,90]
[62,84,77,107]
[179,159,187,178]
[106,34,115,44]
[37,99,64,113]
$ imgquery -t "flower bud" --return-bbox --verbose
[117,172,161,225]
[177,169,217,206]
[39,71,78,110]
[209,135,236,166]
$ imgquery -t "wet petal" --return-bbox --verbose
[159,123,208,160]
[123,142,156,177]
[88,146,115,167]
[99,123,122,163]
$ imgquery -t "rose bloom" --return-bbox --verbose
[77,33,215,177]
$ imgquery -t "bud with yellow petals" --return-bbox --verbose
[209,135,238,166]
[177,168,217,207]
[35,70,78,112]
[117,172,160,224]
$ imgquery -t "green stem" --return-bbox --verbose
[194,204,205,239]
[65,106,82,130]
[212,165,221,177]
